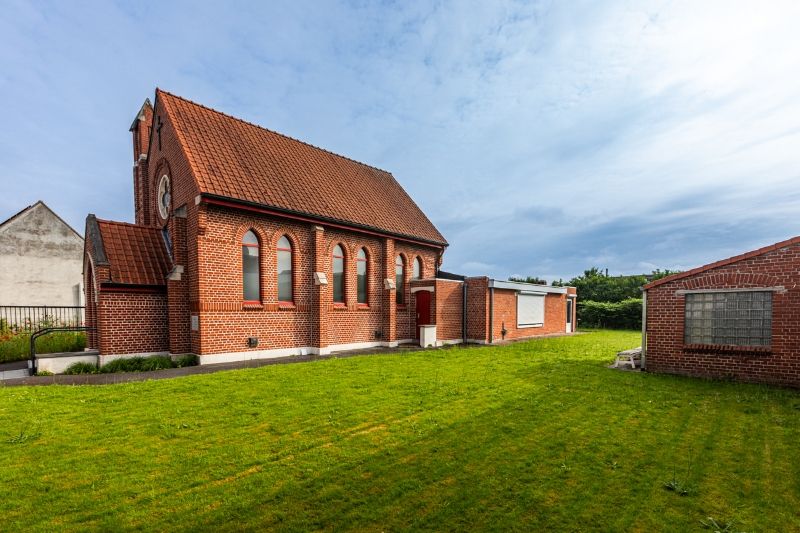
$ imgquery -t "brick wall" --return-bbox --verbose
[395,243,437,340]
[465,277,489,342]
[490,289,569,341]
[645,243,800,387]
[433,279,463,341]
[409,278,574,345]
[189,205,440,355]
[97,290,168,355]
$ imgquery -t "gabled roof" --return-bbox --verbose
[87,215,171,286]
[644,235,800,290]
[155,89,447,247]
[0,200,82,239]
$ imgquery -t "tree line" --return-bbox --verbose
[510,267,680,330]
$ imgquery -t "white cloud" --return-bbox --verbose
[1,0,799,280]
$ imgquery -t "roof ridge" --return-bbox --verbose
[155,88,394,176]
[644,234,800,290]
[0,201,37,228]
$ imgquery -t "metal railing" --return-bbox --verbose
[29,326,94,375]
[0,306,85,334]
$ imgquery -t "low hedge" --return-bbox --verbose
[101,356,177,373]
[578,298,642,330]
[0,332,87,364]
[64,362,98,375]
[62,354,199,376]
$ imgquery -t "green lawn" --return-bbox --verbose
[1,330,799,531]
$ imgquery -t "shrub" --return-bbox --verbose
[64,362,98,375]
[578,298,642,329]
[0,332,87,364]
[174,354,199,368]
[35,370,54,376]
[139,356,175,371]
[100,357,146,373]
[100,355,175,373]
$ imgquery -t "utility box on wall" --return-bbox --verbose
[419,325,437,348]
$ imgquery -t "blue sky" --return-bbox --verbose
[2,1,800,281]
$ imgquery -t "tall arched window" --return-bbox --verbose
[357,248,368,305]
[332,244,345,304]
[413,257,422,279]
[277,235,293,303]
[242,230,260,302]
[395,255,405,305]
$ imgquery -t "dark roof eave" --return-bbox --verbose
[201,193,449,249]
[98,282,166,293]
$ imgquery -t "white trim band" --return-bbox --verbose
[675,287,786,295]
[489,279,570,295]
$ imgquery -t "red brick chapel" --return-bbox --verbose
[83,90,576,364]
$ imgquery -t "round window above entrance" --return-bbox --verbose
[157,175,171,220]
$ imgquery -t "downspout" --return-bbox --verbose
[489,285,494,344]
[641,289,647,370]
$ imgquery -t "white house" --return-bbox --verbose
[0,201,84,306]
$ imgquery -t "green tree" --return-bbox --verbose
[564,268,645,303]
[564,268,681,329]
[508,275,547,285]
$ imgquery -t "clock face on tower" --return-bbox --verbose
[157,175,171,220]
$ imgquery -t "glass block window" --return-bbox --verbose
[684,291,772,347]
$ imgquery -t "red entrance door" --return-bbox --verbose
[415,290,431,338]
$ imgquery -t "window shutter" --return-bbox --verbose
[517,293,545,327]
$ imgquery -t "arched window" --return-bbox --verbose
[395,255,405,305]
[332,244,345,304]
[413,257,422,279]
[357,248,368,305]
[242,230,260,302]
[277,235,293,303]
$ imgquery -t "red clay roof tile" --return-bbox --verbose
[97,220,171,286]
[156,89,447,246]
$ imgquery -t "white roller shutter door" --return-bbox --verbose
[517,293,544,327]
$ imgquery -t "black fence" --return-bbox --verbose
[0,306,85,334]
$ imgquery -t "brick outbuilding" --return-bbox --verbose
[83,90,576,365]
[642,236,800,387]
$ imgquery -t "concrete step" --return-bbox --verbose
[0,360,31,381]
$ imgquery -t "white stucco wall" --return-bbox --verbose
[0,202,84,306]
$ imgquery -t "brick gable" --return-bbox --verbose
[644,240,800,387]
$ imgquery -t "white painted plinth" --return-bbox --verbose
[419,325,437,348]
